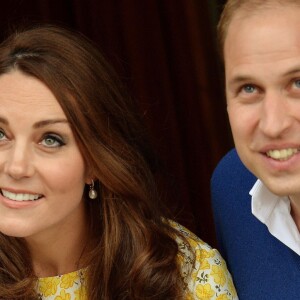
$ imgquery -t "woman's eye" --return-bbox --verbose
[40,134,65,148]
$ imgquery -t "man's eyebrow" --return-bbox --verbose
[227,75,252,88]
[33,119,69,129]
[0,117,8,125]
[283,67,300,77]
[228,67,300,87]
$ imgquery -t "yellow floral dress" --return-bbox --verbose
[37,222,237,299]
[37,269,87,300]
[172,221,238,300]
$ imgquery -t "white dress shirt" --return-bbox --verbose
[250,179,300,255]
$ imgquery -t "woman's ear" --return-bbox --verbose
[84,165,96,185]
[85,178,92,185]
[85,177,96,185]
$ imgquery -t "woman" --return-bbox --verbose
[0,25,237,299]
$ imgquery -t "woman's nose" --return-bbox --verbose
[3,143,35,180]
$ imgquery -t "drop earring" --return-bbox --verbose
[89,180,98,199]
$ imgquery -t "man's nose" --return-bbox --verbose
[258,92,292,138]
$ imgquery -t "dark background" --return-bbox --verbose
[0,0,232,247]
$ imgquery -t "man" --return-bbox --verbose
[211,1,300,299]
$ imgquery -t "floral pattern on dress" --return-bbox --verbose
[171,220,238,299]
[37,269,87,300]
[37,221,238,299]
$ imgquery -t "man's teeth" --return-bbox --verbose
[1,190,42,201]
[266,148,298,160]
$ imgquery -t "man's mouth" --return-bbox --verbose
[266,148,298,161]
[1,189,43,201]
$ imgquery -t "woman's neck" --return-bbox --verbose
[25,207,89,277]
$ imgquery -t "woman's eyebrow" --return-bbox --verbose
[0,116,69,128]
[33,119,69,129]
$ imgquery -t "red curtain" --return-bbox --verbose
[0,0,232,247]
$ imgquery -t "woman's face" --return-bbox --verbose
[0,70,89,241]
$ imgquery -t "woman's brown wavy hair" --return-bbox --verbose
[0,25,187,299]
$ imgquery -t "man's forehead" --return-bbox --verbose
[228,1,300,25]
[224,4,300,88]
[225,5,300,55]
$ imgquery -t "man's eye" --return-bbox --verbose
[242,85,256,93]
[293,79,300,88]
[40,134,65,148]
[0,130,7,141]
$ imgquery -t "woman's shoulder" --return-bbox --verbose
[169,220,238,300]
[170,220,213,250]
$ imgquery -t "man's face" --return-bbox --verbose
[224,5,300,200]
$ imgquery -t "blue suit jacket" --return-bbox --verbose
[211,148,300,299]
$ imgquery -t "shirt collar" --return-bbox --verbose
[250,179,300,255]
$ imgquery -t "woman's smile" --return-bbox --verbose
[1,189,43,201]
